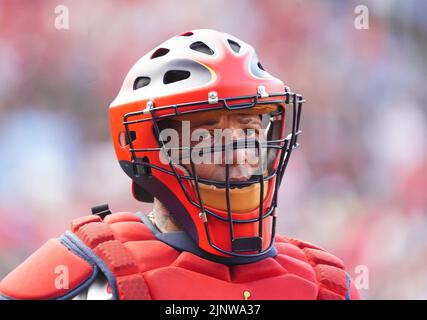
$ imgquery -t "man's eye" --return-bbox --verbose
[245,129,258,137]
[199,131,212,140]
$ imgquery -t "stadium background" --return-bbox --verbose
[0,0,426,299]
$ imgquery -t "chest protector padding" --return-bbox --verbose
[0,212,353,300]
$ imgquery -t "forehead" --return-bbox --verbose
[189,112,261,125]
[171,104,277,120]
[157,104,278,130]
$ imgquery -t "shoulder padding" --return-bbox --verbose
[0,238,97,300]
[0,211,155,300]
[285,237,352,300]
[69,212,153,300]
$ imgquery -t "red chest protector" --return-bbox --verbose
[0,212,358,300]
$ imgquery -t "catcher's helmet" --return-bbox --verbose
[109,29,304,259]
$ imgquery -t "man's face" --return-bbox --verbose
[188,112,266,182]
[160,112,267,182]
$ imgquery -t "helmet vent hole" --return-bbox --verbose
[190,41,214,55]
[180,31,194,36]
[227,39,241,53]
[163,70,191,84]
[151,48,170,59]
[257,62,265,71]
[119,130,136,147]
[133,76,151,90]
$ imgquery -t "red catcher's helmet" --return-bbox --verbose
[109,29,304,261]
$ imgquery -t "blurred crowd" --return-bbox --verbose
[0,0,426,299]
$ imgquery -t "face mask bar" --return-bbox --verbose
[122,90,304,257]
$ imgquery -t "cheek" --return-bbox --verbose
[188,163,219,179]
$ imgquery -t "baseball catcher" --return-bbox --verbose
[0,29,360,300]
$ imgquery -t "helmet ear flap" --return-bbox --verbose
[132,181,154,203]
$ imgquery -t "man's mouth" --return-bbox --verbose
[206,174,261,189]
[229,176,251,182]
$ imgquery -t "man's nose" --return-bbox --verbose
[220,146,246,166]
[220,137,255,167]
